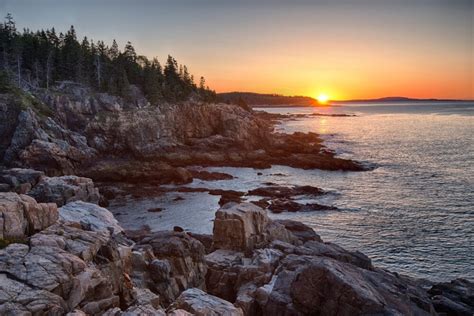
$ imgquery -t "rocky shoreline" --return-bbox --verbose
[0,177,472,315]
[1,84,472,315]
[1,83,366,184]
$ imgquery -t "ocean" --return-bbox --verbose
[110,101,474,282]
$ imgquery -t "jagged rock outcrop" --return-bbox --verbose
[167,288,244,316]
[0,168,44,193]
[2,100,96,175]
[0,221,134,315]
[0,192,57,239]
[204,203,447,316]
[256,254,434,315]
[29,175,100,206]
[0,189,470,316]
[1,83,365,184]
[129,230,208,306]
[59,201,123,234]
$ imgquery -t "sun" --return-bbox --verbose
[316,93,329,104]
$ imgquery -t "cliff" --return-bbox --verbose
[0,82,365,183]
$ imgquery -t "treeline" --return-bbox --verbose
[218,92,317,107]
[0,14,216,103]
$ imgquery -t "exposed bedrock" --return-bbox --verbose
[0,190,472,315]
[1,85,365,185]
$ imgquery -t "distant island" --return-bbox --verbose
[218,92,471,107]
[332,96,471,104]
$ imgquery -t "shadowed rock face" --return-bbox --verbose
[258,255,433,316]
[29,175,100,206]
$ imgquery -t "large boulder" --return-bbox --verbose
[212,203,269,254]
[29,175,100,206]
[167,288,243,316]
[0,192,57,240]
[256,254,434,316]
[59,201,123,234]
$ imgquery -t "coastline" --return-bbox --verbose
[0,85,472,315]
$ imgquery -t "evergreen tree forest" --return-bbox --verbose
[0,14,216,103]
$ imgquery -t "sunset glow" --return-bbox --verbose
[6,1,473,100]
[317,94,329,104]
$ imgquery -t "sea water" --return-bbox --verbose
[110,101,474,281]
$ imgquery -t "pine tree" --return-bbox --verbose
[0,15,218,103]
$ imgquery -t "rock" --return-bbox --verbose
[0,183,10,192]
[167,309,194,316]
[428,278,474,315]
[28,175,100,206]
[296,240,373,270]
[134,288,161,309]
[132,231,207,305]
[274,219,322,242]
[250,198,270,209]
[147,207,163,213]
[190,170,234,181]
[0,192,57,239]
[0,273,67,315]
[208,189,245,206]
[121,304,166,315]
[59,201,123,234]
[0,242,117,314]
[264,220,300,245]
[173,226,184,232]
[0,168,44,193]
[205,247,284,305]
[167,288,243,316]
[212,202,269,254]
[205,249,244,301]
[187,233,213,253]
[257,254,434,315]
[248,185,324,198]
[268,198,337,213]
[81,161,193,185]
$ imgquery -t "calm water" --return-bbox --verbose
[110,101,474,281]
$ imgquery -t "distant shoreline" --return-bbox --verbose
[218,92,473,108]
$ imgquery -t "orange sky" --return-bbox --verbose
[8,0,474,100]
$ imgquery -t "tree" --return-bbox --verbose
[0,15,218,103]
[109,39,119,60]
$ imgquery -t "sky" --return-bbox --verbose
[1,0,473,100]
